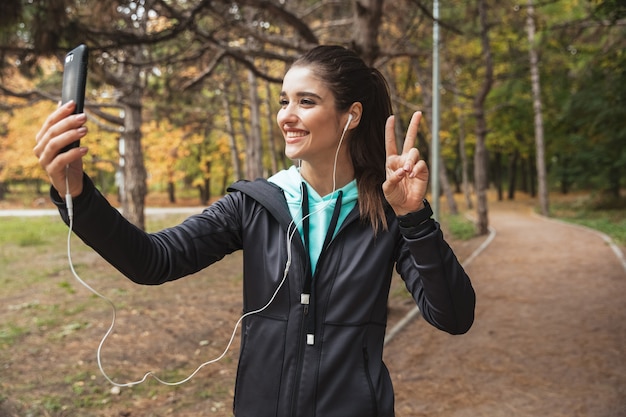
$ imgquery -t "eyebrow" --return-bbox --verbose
[279,91,323,100]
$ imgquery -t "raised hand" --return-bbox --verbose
[382,111,429,216]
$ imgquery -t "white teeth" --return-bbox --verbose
[286,131,308,138]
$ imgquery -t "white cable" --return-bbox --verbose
[64,120,351,387]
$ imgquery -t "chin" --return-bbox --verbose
[284,146,302,161]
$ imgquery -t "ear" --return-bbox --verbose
[346,102,363,129]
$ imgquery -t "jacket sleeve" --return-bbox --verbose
[51,174,243,285]
[395,219,476,335]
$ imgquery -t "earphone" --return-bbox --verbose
[345,113,353,133]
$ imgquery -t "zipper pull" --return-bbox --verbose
[301,293,310,315]
[301,293,314,344]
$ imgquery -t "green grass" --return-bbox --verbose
[0,212,238,416]
[0,323,29,347]
[443,213,478,241]
[0,217,67,246]
[565,217,626,245]
[437,194,625,246]
[551,196,626,245]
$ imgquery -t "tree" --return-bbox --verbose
[472,0,494,236]
[246,69,263,179]
[11,0,621,225]
[526,0,549,216]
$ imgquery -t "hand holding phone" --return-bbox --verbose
[60,44,88,153]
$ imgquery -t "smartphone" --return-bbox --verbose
[60,44,89,153]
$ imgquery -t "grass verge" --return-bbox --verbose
[550,195,626,246]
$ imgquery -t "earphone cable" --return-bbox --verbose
[63,118,350,387]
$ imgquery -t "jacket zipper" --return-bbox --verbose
[290,260,311,416]
[290,185,344,415]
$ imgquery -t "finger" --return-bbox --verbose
[403,148,421,168]
[40,110,86,148]
[46,146,85,173]
[46,126,88,159]
[35,101,76,145]
[384,115,398,158]
[401,111,422,154]
[409,159,429,180]
[383,166,407,190]
[35,123,87,175]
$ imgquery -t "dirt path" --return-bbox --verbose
[2,201,625,417]
[385,205,626,417]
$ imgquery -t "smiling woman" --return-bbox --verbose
[32,44,475,417]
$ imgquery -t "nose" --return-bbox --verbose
[276,106,298,128]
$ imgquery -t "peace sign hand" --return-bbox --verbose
[382,111,429,216]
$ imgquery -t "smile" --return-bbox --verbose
[285,130,309,138]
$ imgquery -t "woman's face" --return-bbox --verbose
[277,66,345,164]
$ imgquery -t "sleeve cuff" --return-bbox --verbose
[50,173,95,211]
[397,199,436,238]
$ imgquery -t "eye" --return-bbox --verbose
[299,97,316,106]
[278,98,289,107]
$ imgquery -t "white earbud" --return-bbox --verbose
[344,113,353,133]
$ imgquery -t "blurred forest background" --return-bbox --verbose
[0,0,624,231]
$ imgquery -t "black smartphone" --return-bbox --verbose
[60,44,88,153]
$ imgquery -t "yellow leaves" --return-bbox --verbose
[147,15,175,34]
[142,119,185,186]
[0,101,57,182]
[216,135,231,155]
[141,119,224,187]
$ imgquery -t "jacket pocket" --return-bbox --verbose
[363,346,379,416]
[233,315,288,416]
[314,325,380,417]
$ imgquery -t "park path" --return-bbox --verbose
[384,203,626,417]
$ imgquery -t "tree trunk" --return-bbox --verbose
[508,148,519,200]
[608,165,621,197]
[264,76,279,174]
[494,151,503,201]
[526,0,550,216]
[473,0,494,236]
[221,84,243,180]
[456,89,473,210]
[167,180,176,204]
[439,155,458,215]
[246,70,263,179]
[234,66,251,176]
[120,57,147,230]
[529,154,537,197]
[520,158,529,194]
[122,83,147,229]
[197,181,209,205]
[351,0,384,65]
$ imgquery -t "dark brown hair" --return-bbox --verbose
[292,45,393,232]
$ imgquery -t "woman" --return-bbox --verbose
[34,45,475,417]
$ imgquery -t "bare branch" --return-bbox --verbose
[237,0,319,44]
[87,106,125,127]
[407,0,464,35]
[182,49,228,90]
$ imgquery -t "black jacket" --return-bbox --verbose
[52,176,475,417]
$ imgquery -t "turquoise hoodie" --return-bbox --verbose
[268,166,358,274]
